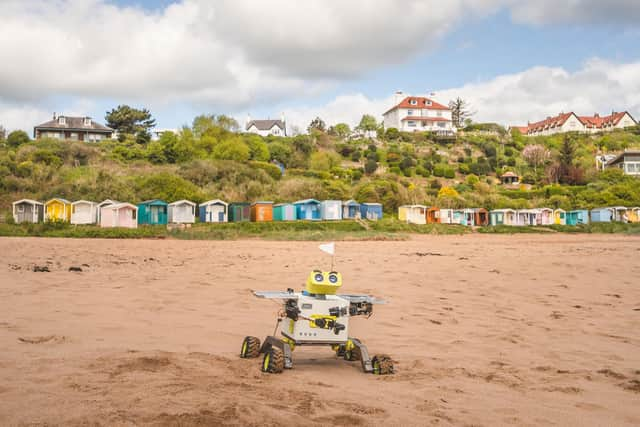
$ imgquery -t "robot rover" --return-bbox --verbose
[240,268,393,375]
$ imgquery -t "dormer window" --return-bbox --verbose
[84,117,91,126]
[426,100,432,106]
[58,116,66,125]
[409,99,417,106]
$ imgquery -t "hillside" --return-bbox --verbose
[1,119,640,222]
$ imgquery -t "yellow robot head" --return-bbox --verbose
[305,270,342,295]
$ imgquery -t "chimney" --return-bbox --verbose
[394,90,404,105]
[281,112,285,124]
[53,112,57,120]
[246,114,251,128]
[594,113,599,118]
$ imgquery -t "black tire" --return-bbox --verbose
[261,346,284,373]
[372,354,394,375]
[335,344,346,358]
[344,345,362,361]
[240,336,261,358]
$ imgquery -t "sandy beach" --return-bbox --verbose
[1,235,639,426]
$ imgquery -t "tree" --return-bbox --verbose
[307,117,326,133]
[448,98,473,129]
[0,125,6,142]
[330,123,351,140]
[6,130,30,147]
[211,138,250,161]
[364,159,378,175]
[557,136,583,185]
[215,114,240,132]
[357,114,377,136]
[522,144,550,173]
[105,105,156,140]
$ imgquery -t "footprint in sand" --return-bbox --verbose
[18,335,67,344]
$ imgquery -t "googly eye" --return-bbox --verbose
[328,274,338,283]
[314,273,324,282]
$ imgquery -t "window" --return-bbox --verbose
[410,99,417,105]
[132,210,137,220]
[407,110,413,116]
[436,111,442,117]
[407,121,416,127]
[58,116,66,125]
[70,133,78,140]
[426,100,432,106]
[17,205,24,213]
[438,122,446,128]
[84,117,91,126]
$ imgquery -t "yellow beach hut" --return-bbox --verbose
[45,198,72,222]
[554,209,567,225]
[629,207,640,223]
[398,205,427,225]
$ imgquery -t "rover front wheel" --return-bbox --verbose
[240,336,261,358]
[261,346,284,373]
[344,345,362,361]
[371,354,394,375]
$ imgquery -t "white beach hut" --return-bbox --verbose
[168,200,197,224]
[71,200,99,225]
[320,200,342,221]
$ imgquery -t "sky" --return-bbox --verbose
[1,0,639,134]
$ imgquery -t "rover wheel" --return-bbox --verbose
[344,345,362,361]
[261,346,284,373]
[371,354,394,375]
[240,336,261,358]
[335,344,346,358]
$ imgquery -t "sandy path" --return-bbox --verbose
[0,235,639,426]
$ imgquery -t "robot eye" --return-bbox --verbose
[328,273,338,283]
[314,273,324,282]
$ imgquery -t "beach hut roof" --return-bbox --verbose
[13,199,43,206]
[362,202,382,206]
[554,208,566,212]
[611,206,627,210]
[229,201,250,206]
[294,199,320,205]
[490,208,516,213]
[168,199,196,206]
[98,199,119,206]
[104,202,137,210]
[273,202,293,207]
[400,204,427,209]
[139,199,167,206]
[251,201,274,206]
[343,199,360,207]
[200,199,228,207]
[536,207,553,212]
[46,198,71,205]
[72,200,97,206]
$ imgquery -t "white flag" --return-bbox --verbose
[319,242,335,256]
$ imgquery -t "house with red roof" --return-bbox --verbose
[512,111,636,137]
[383,91,456,135]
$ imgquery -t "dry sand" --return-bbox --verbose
[1,235,639,426]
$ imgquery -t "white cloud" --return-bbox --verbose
[508,0,640,26]
[283,59,640,129]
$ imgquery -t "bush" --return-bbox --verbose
[250,161,282,180]
[6,130,30,147]
[364,159,378,175]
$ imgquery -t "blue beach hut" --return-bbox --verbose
[590,207,613,223]
[137,199,168,225]
[342,200,361,219]
[294,199,321,221]
[360,203,383,220]
[567,210,589,225]
[273,203,296,221]
[199,200,228,223]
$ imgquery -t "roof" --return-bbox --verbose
[229,202,250,206]
[510,126,529,134]
[384,96,450,115]
[294,199,320,205]
[71,200,97,205]
[501,171,518,178]
[400,204,427,209]
[139,199,168,206]
[246,119,285,131]
[343,200,360,206]
[251,201,274,205]
[361,202,382,206]
[98,199,119,207]
[526,112,577,133]
[200,199,228,206]
[46,198,71,205]
[490,209,516,213]
[526,111,637,134]
[273,203,293,207]
[606,150,640,166]
[104,202,137,210]
[34,116,113,133]
[13,199,43,206]
[168,200,196,206]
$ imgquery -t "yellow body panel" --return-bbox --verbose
[305,271,342,295]
[45,200,71,222]
[398,207,407,221]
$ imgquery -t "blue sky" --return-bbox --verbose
[1,0,639,132]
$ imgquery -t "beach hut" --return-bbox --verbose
[71,200,98,225]
[97,199,118,223]
[229,202,251,222]
[294,199,321,221]
[273,203,296,221]
[12,199,44,224]
[168,200,196,224]
[537,208,554,225]
[439,209,455,224]
[612,206,629,222]
[321,200,342,221]
[566,210,589,225]
[398,205,427,225]
[100,203,138,228]
[516,209,538,226]
[473,208,489,226]
[360,203,383,220]
[590,207,613,223]
[455,209,476,226]
[553,209,567,225]
[489,209,516,226]
[426,207,440,224]
[628,207,640,223]
[342,200,361,219]
[45,198,72,222]
[199,200,228,223]
[251,201,274,222]
[137,199,168,225]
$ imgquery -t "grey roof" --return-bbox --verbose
[246,119,285,131]
[607,150,640,166]
[34,116,113,133]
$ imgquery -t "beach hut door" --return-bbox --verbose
[218,211,224,222]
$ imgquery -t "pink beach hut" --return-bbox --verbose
[99,203,138,228]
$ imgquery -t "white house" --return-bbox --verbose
[71,200,99,225]
[516,111,637,136]
[199,199,228,223]
[168,200,196,224]
[606,150,640,176]
[245,115,286,137]
[383,91,456,134]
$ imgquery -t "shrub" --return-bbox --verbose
[250,161,282,180]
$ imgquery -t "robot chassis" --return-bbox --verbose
[240,270,393,375]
